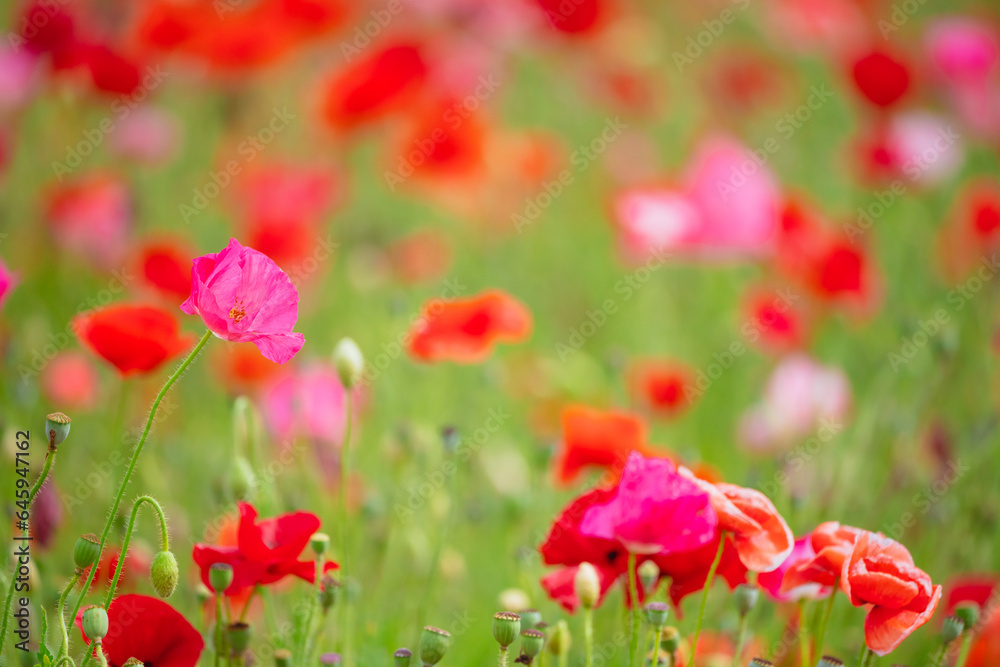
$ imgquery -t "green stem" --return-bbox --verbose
[732,614,748,667]
[689,535,726,667]
[73,330,212,665]
[954,633,974,667]
[933,643,948,667]
[95,644,108,667]
[797,600,810,667]
[651,627,663,667]
[558,643,568,667]
[628,553,640,667]
[239,585,261,624]
[498,646,509,667]
[103,496,169,607]
[815,581,838,660]
[584,607,594,667]
[215,594,224,667]
[302,554,325,667]
[858,646,871,667]
[57,572,82,659]
[339,389,355,667]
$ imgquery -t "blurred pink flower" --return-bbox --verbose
[579,451,717,554]
[180,238,305,364]
[261,364,350,446]
[0,256,16,310]
[40,351,99,411]
[764,0,866,57]
[0,46,40,112]
[882,112,965,186]
[108,105,180,164]
[758,535,832,602]
[47,175,132,270]
[926,17,998,85]
[738,354,850,453]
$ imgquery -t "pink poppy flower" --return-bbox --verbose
[46,174,132,270]
[759,535,832,602]
[0,45,40,112]
[925,18,998,86]
[579,451,717,554]
[0,256,16,310]
[108,105,180,165]
[261,363,355,446]
[180,238,305,364]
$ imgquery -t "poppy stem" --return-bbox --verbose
[498,645,510,667]
[584,607,594,667]
[690,534,726,667]
[732,612,748,667]
[628,552,640,667]
[56,571,82,660]
[814,579,838,660]
[215,593,225,667]
[240,585,262,624]
[797,600,810,667]
[858,646,871,667]
[954,632,974,667]
[103,495,169,608]
[338,388,355,667]
[651,627,663,667]
[70,329,213,665]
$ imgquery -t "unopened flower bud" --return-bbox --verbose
[519,609,542,630]
[333,338,364,389]
[954,602,979,629]
[498,588,530,612]
[942,616,964,643]
[520,629,545,662]
[638,560,659,594]
[660,628,680,654]
[419,626,451,666]
[734,584,759,617]
[493,612,521,649]
[311,533,330,557]
[228,622,251,655]
[320,575,339,612]
[230,456,256,502]
[45,412,71,446]
[643,602,669,629]
[547,620,570,656]
[275,649,292,667]
[208,562,234,593]
[122,659,144,667]
[194,582,212,605]
[82,606,109,641]
[574,562,600,610]
[817,656,843,667]
[150,550,179,598]
[394,648,412,667]
[74,533,101,570]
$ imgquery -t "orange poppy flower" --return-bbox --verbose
[841,531,942,656]
[781,521,862,592]
[627,359,694,418]
[553,405,662,487]
[407,289,531,363]
[74,304,194,377]
[680,470,794,573]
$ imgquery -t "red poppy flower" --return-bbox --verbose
[742,288,806,350]
[943,575,1000,667]
[322,41,429,130]
[680,470,794,573]
[192,502,337,595]
[407,289,532,363]
[77,594,203,667]
[782,521,862,592]
[392,97,487,181]
[535,0,605,35]
[851,49,911,108]
[628,359,694,417]
[553,405,663,486]
[841,531,942,655]
[74,304,194,376]
[136,240,193,301]
[80,544,153,592]
[938,182,1000,279]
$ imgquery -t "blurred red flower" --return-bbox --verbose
[77,594,203,667]
[74,304,193,376]
[407,289,532,363]
[47,175,132,270]
[943,574,1000,667]
[627,359,695,418]
[40,351,99,411]
[553,405,662,486]
[850,49,912,109]
[534,0,605,35]
[136,239,194,302]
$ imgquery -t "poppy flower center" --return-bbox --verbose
[229,299,247,323]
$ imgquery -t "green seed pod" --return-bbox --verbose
[816,657,843,667]
[942,616,965,643]
[734,584,759,617]
[275,649,292,667]
[519,609,542,630]
[45,412,72,446]
[520,629,545,662]
[493,612,521,649]
[82,606,109,641]
[228,622,251,655]
[419,626,452,666]
[546,620,570,656]
[394,648,412,667]
[953,603,979,630]
[643,602,669,629]
[310,533,330,557]
[208,562,234,593]
[150,550,179,598]
[74,533,101,570]
[660,628,680,654]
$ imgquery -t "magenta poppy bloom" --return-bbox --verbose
[579,451,717,554]
[180,238,305,364]
[759,535,832,602]
[0,256,16,310]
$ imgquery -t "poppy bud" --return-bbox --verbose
[660,627,680,654]
[498,588,531,612]
[122,659,144,667]
[419,626,452,666]
[942,616,964,643]
[150,550,179,598]
[275,649,292,667]
[734,584,759,617]
[817,657,843,667]
[546,621,571,656]
[333,338,364,389]
[493,612,521,649]
[574,563,600,610]
[520,629,545,663]
[82,605,109,642]
[519,609,542,630]
[320,653,342,667]
[643,602,669,629]
[194,582,212,605]
[953,602,979,629]
[230,456,256,502]
[394,648,412,667]
[320,575,339,612]
[228,622,251,655]
[638,560,659,593]
[208,562,234,593]
[74,533,101,570]
[311,532,330,557]
[45,412,71,446]
[749,660,773,667]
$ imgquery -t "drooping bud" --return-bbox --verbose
[643,602,669,629]
[574,562,600,610]
[419,626,452,666]
[817,656,843,667]
[953,602,979,629]
[320,575,339,612]
[519,609,542,630]
[520,629,545,663]
[228,622,251,655]
[333,338,364,389]
[274,649,292,667]
[638,560,660,594]
[74,533,101,570]
[546,620,570,656]
[208,562,234,594]
[493,612,521,649]
[660,628,680,654]
[45,412,71,446]
[942,616,965,643]
[734,584,759,617]
[82,606,109,642]
[311,533,330,557]
[394,648,412,667]
[150,550,179,598]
